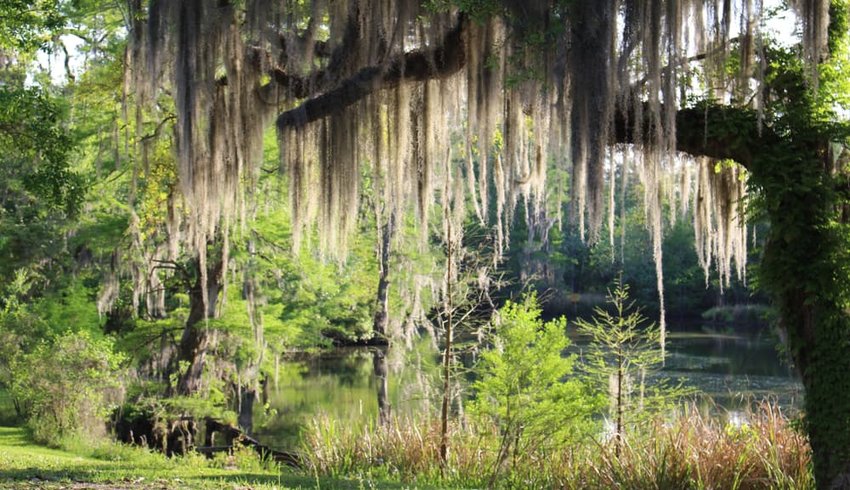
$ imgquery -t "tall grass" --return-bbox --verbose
[301,402,812,489]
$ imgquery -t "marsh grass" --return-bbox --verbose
[302,402,813,489]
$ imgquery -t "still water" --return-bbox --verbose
[662,329,803,408]
[254,325,803,449]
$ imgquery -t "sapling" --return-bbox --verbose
[575,279,688,457]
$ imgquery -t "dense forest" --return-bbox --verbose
[0,0,849,489]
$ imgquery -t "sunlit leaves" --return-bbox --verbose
[0,0,63,50]
[0,87,80,215]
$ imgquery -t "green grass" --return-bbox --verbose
[0,426,425,489]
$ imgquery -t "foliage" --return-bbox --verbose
[469,293,600,479]
[0,270,109,430]
[9,330,126,446]
[0,87,80,215]
[0,269,44,391]
[0,0,63,50]
[0,87,82,295]
[575,280,690,448]
[208,442,280,473]
[249,205,379,347]
[701,304,775,327]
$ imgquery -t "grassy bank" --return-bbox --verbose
[0,402,813,489]
[0,426,415,490]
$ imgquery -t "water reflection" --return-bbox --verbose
[661,330,803,409]
[254,340,439,448]
[372,348,390,426]
[255,326,803,449]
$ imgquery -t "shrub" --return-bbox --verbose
[468,294,602,483]
[10,330,126,445]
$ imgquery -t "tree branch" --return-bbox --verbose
[276,14,468,130]
[612,102,778,168]
[263,7,361,100]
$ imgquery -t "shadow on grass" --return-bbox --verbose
[0,466,113,482]
[0,426,31,447]
[0,426,428,489]
[0,467,422,489]
[186,472,423,489]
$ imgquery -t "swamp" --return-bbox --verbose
[1,0,849,488]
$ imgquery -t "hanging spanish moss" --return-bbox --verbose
[127,0,800,353]
[790,0,831,89]
[567,1,615,242]
[693,157,749,291]
[140,0,274,310]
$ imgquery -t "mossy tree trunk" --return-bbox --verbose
[175,251,224,397]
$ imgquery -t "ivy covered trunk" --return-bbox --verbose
[752,142,850,488]
[792,299,850,489]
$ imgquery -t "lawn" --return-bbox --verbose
[0,426,418,489]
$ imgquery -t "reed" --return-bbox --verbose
[301,401,813,489]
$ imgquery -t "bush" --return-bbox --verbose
[10,330,126,445]
[701,304,774,328]
[469,294,602,483]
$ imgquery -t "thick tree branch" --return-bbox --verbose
[276,14,468,130]
[249,8,361,102]
[612,102,778,168]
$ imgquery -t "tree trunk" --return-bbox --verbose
[371,212,394,426]
[174,256,224,396]
[260,375,269,406]
[439,216,454,467]
[373,215,393,343]
[238,387,257,435]
[615,349,624,458]
[238,235,263,436]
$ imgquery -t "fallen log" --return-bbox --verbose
[203,417,302,468]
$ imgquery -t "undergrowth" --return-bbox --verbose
[301,402,813,489]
